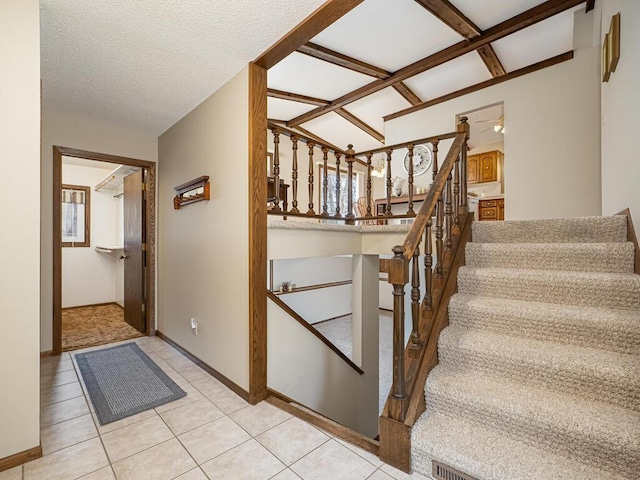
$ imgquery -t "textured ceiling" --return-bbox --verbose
[40,0,327,135]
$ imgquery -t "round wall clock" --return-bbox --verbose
[403,144,432,176]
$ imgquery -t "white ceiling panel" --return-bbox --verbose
[343,88,411,133]
[403,52,492,101]
[268,52,373,100]
[492,10,575,72]
[311,0,463,73]
[452,0,547,31]
[267,97,316,121]
[301,113,383,153]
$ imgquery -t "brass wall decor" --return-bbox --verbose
[602,13,621,83]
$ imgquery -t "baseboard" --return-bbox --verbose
[40,350,53,358]
[0,445,42,472]
[155,331,250,402]
[310,312,352,326]
[266,392,379,456]
[62,302,120,311]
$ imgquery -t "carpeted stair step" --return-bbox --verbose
[448,293,640,355]
[411,412,628,480]
[457,266,640,310]
[425,365,640,479]
[471,215,628,244]
[465,242,635,273]
[437,326,640,411]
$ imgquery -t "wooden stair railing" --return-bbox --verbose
[378,117,472,472]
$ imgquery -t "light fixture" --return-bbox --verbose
[371,157,386,178]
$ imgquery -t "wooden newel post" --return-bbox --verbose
[290,135,299,213]
[458,116,469,215]
[334,152,342,218]
[365,154,373,217]
[322,147,329,217]
[388,245,409,421]
[345,144,356,225]
[307,141,315,215]
[272,130,281,212]
[407,144,415,216]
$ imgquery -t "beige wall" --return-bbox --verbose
[41,112,158,351]
[600,0,640,227]
[158,67,250,390]
[0,0,41,459]
[385,9,602,221]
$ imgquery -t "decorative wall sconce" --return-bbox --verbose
[602,13,620,82]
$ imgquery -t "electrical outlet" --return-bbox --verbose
[190,318,198,335]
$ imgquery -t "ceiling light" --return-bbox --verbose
[371,158,386,178]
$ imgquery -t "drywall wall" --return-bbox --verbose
[158,67,250,390]
[0,0,41,460]
[41,112,157,351]
[600,0,640,227]
[385,9,602,221]
[61,163,121,308]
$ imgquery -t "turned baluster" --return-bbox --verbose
[458,117,469,215]
[410,246,421,349]
[385,149,393,216]
[272,130,281,212]
[407,144,415,216]
[423,219,433,309]
[345,145,355,224]
[435,194,444,277]
[453,151,460,229]
[322,147,329,217]
[307,141,315,215]
[366,153,373,217]
[334,152,342,218]
[444,172,453,250]
[389,246,408,421]
[431,140,439,181]
[290,135,299,213]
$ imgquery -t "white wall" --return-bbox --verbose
[0,0,41,460]
[41,112,157,351]
[158,67,250,390]
[600,0,640,228]
[61,163,121,308]
[385,9,602,221]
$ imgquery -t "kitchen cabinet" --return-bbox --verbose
[467,150,502,184]
[478,198,504,221]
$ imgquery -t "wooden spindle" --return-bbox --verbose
[322,147,329,217]
[410,246,421,350]
[345,144,355,224]
[290,135,299,213]
[453,151,460,229]
[389,245,408,421]
[445,172,453,250]
[385,149,393,216]
[431,140,439,181]
[366,153,373,217]
[407,144,415,216]
[272,130,281,212]
[458,117,469,215]
[435,195,444,277]
[307,141,315,215]
[334,152,342,218]
[423,219,433,310]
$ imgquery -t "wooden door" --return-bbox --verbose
[467,156,479,183]
[479,152,497,182]
[124,170,146,333]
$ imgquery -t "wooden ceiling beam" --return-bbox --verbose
[287,0,585,127]
[393,83,423,106]
[254,0,364,69]
[384,51,573,121]
[586,0,596,12]
[336,108,385,143]
[267,88,330,106]
[476,45,507,77]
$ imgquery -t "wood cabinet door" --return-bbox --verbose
[479,152,497,182]
[467,156,479,183]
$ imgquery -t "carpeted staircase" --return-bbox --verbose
[411,215,640,480]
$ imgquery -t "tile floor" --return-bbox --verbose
[3,336,427,480]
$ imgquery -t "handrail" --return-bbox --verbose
[354,131,457,157]
[268,120,345,154]
[266,291,364,375]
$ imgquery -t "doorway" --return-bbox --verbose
[53,147,156,355]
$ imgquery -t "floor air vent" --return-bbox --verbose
[433,461,478,480]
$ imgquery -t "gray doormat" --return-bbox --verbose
[75,342,186,425]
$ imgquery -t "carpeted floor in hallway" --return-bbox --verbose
[62,303,144,352]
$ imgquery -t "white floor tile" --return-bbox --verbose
[160,398,224,435]
[101,415,173,463]
[229,401,292,436]
[23,438,108,480]
[112,438,196,480]
[290,440,377,480]
[200,439,285,480]
[41,414,98,455]
[257,417,330,465]
[178,415,251,464]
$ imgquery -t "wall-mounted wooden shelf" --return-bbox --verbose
[174,175,210,209]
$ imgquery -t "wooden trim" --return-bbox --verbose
[586,0,595,12]
[355,131,457,157]
[616,208,640,274]
[287,0,584,127]
[267,291,364,374]
[269,120,346,154]
[266,395,379,454]
[52,146,156,355]
[156,331,250,402]
[254,0,365,69]
[384,51,574,121]
[336,108,385,143]
[61,184,91,248]
[272,279,352,295]
[40,350,54,358]
[249,62,269,405]
[62,301,121,311]
[413,0,480,38]
[298,42,389,79]
[379,416,410,472]
[267,88,330,106]
[476,45,506,77]
[310,312,352,326]
[393,83,422,106]
[0,445,42,473]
